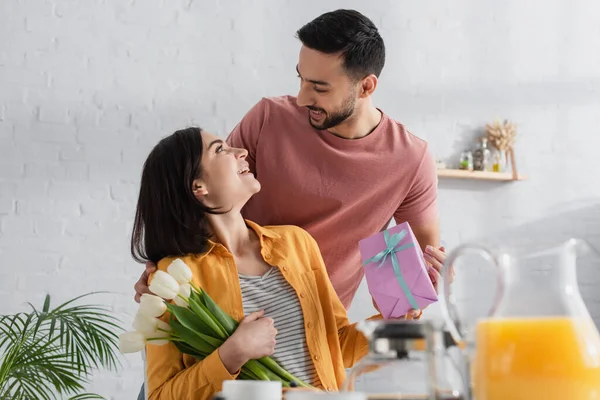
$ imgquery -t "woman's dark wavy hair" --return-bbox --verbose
[131,127,221,264]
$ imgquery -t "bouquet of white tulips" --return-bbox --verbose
[119,259,311,388]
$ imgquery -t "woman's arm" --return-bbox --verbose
[300,232,381,368]
[147,311,277,399]
[146,342,240,400]
[147,312,277,399]
[146,257,277,400]
[145,258,240,399]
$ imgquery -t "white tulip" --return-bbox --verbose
[173,283,191,308]
[155,319,171,333]
[167,258,193,284]
[139,294,167,318]
[149,270,180,300]
[179,282,191,298]
[132,312,171,337]
[119,331,146,354]
[133,313,159,336]
[173,296,187,307]
[145,319,171,346]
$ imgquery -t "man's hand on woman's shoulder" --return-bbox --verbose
[134,261,157,303]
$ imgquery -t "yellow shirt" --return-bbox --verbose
[146,221,381,400]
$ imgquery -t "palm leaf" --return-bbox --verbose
[39,294,122,371]
[0,292,123,400]
[5,367,57,400]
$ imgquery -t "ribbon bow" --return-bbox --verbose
[363,229,419,311]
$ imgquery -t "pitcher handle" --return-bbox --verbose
[438,244,504,347]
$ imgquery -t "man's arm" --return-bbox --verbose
[393,144,440,251]
[393,145,442,290]
[411,218,440,252]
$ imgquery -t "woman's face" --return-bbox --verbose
[193,131,260,210]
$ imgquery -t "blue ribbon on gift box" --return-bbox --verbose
[363,229,420,311]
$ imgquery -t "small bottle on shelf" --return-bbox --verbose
[492,149,502,172]
[473,137,491,171]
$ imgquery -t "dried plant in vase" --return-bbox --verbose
[485,118,518,178]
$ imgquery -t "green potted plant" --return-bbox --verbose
[0,292,123,400]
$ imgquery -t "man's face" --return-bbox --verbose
[296,45,360,130]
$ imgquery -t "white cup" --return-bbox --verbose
[285,391,367,400]
[221,380,282,400]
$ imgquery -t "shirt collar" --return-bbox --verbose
[203,219,281,256]
[244,219,281,240]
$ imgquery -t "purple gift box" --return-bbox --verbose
[358,221,438,319]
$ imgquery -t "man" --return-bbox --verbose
[134,9,445,315]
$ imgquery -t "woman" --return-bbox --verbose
[131,127,418,400]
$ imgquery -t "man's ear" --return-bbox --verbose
[192,178,208,201]
[359,74,378,98]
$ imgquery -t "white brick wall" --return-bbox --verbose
[1,0,599,398]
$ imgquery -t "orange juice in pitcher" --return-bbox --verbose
[439,239,600,400]
[473,317,600,399]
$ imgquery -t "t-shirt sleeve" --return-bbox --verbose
[225,98,269,175]
[393,145,439,225]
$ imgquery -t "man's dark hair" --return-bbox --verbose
[296,9,385,81]
[131,127,221,264]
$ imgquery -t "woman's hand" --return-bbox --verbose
[218,310,277,374]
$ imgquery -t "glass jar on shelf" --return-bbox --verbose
[459,151,473,171]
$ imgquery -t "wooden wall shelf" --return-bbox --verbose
[437,168,527,182]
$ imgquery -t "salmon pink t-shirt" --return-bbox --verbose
[226,95,438,309]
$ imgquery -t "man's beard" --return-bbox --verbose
[306,94,356,130]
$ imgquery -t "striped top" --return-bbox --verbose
[147,222,376,399]
[238,266,319,386]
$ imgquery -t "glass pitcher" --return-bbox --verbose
[341,319,464,399]
[439,238,600,400]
